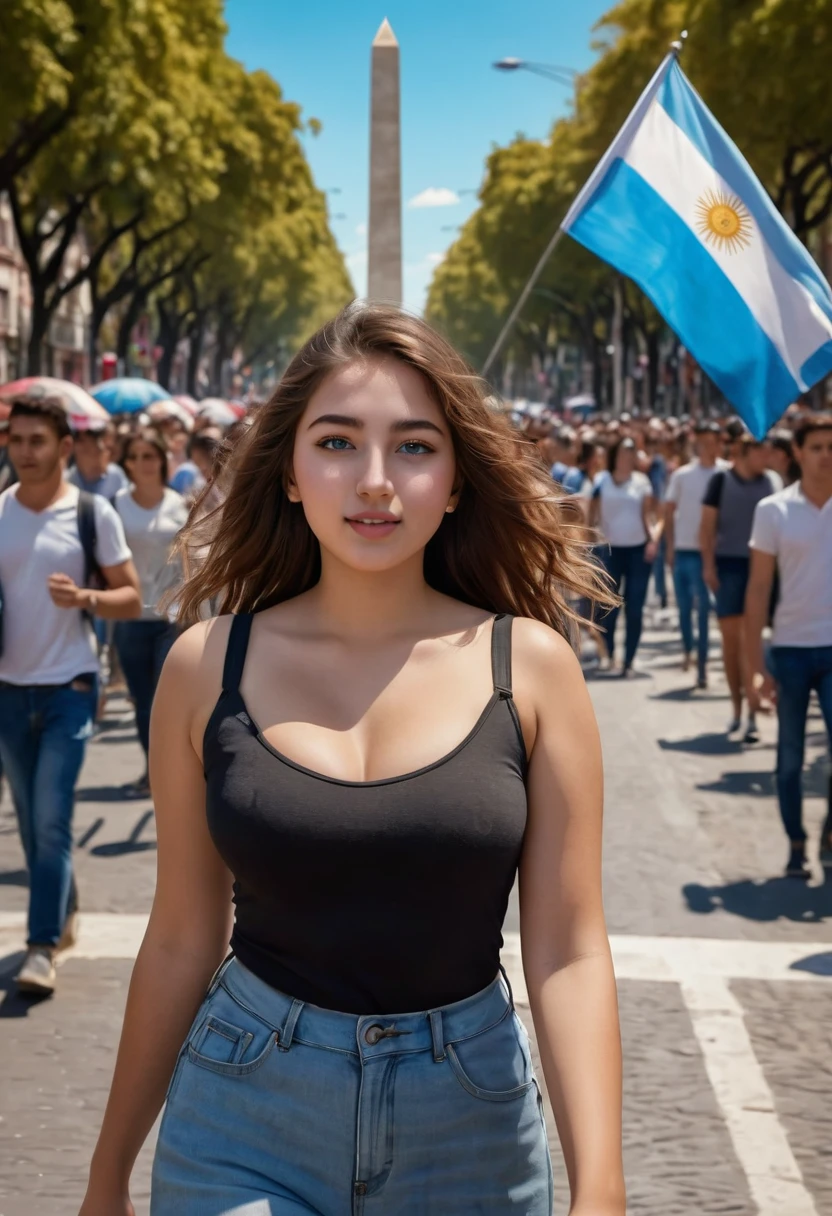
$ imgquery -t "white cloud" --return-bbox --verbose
[426,251,445,266]
[407,187,460,209]
[355,222,367,236]
[346,249,367,270]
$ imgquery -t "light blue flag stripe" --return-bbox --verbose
[568,160,798,438]
[658,66,832,325]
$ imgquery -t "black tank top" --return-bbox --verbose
[204,613,528,1014]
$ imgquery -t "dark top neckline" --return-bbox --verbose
[213,611,518,789]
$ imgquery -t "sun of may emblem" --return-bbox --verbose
[695,189,753,253]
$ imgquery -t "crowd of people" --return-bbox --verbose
[520,402,832,880]
[0,397,245,994]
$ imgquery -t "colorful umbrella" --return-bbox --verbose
[89,378,170,414]
[0,376,110,426]
[197,398,238,427]
[146,399,195,430]
[172,393,199,416]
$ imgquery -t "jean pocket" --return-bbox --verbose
[446,1008,535,1102]
[187,999,279,1077]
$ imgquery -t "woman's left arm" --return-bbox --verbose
[516,621,625,1216]
[642,489,663,561]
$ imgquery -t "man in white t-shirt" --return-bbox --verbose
[664,422,728,688]
[746,414,832,880]
[0,400,141,996]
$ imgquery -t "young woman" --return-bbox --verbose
[113,429,188,796]
[81,305,624,1216]
[590,436,662,675]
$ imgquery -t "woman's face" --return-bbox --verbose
[614,442,636,479]
[289,356,459,574]
[125,439,165,487]
[162,420,188,456]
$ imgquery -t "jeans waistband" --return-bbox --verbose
[215,958,516,1061]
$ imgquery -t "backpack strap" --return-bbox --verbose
[491,613,514,698]
[222,613,254,695]
[76,490,100,588]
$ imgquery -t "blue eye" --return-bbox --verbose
[318,436,353,451]
[398,441,433,455]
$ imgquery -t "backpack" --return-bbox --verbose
[0,490,102,657]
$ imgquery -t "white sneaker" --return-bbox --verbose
[16,947,57,996]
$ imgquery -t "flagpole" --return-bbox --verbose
[481,225,567,377]
[480,35,686,382]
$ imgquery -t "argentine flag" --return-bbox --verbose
[563,56,832,437]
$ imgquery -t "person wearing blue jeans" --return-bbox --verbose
[590,437,662,675]
[746,414,832,878]
[673,550,711,683]
[0,679,97,945]
[599,543,652,671]
[114,619,179,759]
[112,428,188,796]
[0,399,140,995]
[768,647,832,850]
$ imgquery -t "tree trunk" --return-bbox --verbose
[156,297,183,391]
[116,292,146,369]
[88,301,107,386]
[25,288,50,375]
[186,312,206,397]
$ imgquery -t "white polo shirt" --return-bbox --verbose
[664,458,730,551]
[750,482,832,647]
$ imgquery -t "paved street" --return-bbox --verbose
[1,614,830,1216]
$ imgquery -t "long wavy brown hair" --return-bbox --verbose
[175,302,614,637]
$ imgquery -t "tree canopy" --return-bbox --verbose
[1,0,353,382]
[427,0,832,398]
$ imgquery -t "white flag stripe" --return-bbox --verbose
[625,99,832,385]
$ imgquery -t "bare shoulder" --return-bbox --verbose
[512,616,583,683]
[509,617,593,756]
[158,617,233,737]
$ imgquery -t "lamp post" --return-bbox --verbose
[492,58,578,88]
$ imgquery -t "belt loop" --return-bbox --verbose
[278,998,304,1051]
[498,962,516,1010]
[428,1009,445,1063]
[207,952,234,998]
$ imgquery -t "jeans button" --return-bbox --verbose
[364,1024,385,1045]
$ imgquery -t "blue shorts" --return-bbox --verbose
[152,958,553,1214]
[715,556,750,619]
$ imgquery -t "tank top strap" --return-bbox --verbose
[222,613,254,695]
[490,613,514,698]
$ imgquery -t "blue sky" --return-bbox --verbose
[225,0,613,312]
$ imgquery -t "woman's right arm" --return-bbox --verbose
[80,623,234,1215]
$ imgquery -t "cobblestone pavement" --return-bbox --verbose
[0,613,830,1215]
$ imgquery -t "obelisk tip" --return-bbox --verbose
[373,18,398,47]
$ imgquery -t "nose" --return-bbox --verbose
[355,444,394,499]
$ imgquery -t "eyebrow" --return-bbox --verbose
[306,413,445,436]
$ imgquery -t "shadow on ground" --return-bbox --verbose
[683,871,832,924]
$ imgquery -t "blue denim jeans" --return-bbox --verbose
[152,959,553,1214]
[0,678,97,946]
[769,646,832,843]
[113,619,179,758]
[598,543,651,669]
[652,536,667,606]
[673,550,711,677]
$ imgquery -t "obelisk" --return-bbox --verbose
[368,18,402,304]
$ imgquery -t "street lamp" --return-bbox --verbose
[492,58,578,88]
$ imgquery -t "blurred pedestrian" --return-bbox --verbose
[664,422,728,687]
[700,435,780,741]
[0,399,140,996]
[68,421,129,500]
[113,429,188,796]
[746,414,832,878]
[170,428,224,501]
[590,436,662,675]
